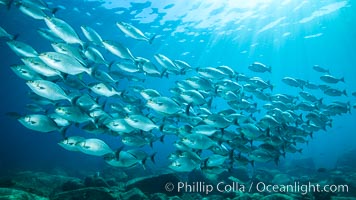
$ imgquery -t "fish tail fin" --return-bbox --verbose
[347,101,351,107]
[60,73,68,81]
[150,152,157,164]
[299,113,303,121]
[297,148,303,154]
[340,77,345,83]
[328,120,333,128]
[253,102,257,108]
[309,132,313,138]
[114,146,124,159]
[81,42,89,51]
[11,33,19,41]
[51,7,60,15]
[148,34,157,44]
[318,98,323,105]
[233,118,239,126]
[343,90,348,96]
[265,127,271,137]
[6,0,14,10]
[250,160,255,167]
[149,140,154,148]
[107,60,115,71]
[159,124,164,132]
[207,97,213,109]
[159,135,165,143]
[274,157,280,166]
[185,103,192,116]
[228,149,234,160]
[59,126,70,138]
[306,120,311,126]
[160,68,168,78]
[5,112,22,119]
[268,66,272,73]
[141,160,147,170]
[281,151,286,158]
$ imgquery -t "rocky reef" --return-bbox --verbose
[1,151,355,200]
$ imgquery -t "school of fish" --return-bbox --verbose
[2,0,356,174]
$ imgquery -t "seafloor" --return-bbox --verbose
[0,149,355,200]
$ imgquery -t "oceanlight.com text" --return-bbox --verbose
[256,181,349,195]
[164,181,349,195]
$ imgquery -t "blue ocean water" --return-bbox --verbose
[0,0,355,180]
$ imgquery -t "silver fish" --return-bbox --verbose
[249,77,273,91]
[320,75,344,84]
[180,89,206,105]
[169,157,200,172]
[55,106,93,123]
[39,52,91,75]
[102,40,136,61]
[121,135,153,147]
[217,65,235,77]
[51,42,86,65]
[105,118,135,133]
[76,138,113,156]
[137,57,163,77]
[116,21,156,44]
[249,149,276,163]
[191,124,220,136]
[181,133,217,150]
[238,123,267,140]
[44,16,83,46]
[80,25,103,45]
[282,77,303,88]
[197,67,228,80]
[116,61,140,73]
[37,28,61,43]
[26,80,71,102]
[140,88,160,100]
[7,40,38,57]
[92,69,118,84]
[83,46,108,65]
[17,1,47,20]
[154,53,180,73]
[124,114,158,132]
[324,88,347,97]
[0,25,15,39]
[10,64,42,80]
[248,62,271,73]
[146,96,181,115]
[18,114,59,133]
[204,154,228,167]
[312,65,329,73]
[89,82,122,97]
[21,57,62,78]
[58,136,85,152]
